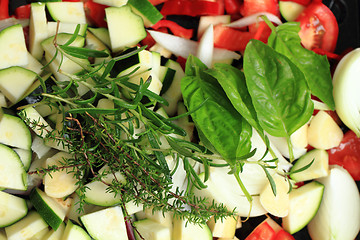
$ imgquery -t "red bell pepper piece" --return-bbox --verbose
[224,0,241,15]
[84,0,108,28]
[160,0,221,17]
[213,24,253,51]
[151,20,194,39]
[0,0,9,20]
[148,0,168,6]
[15,4,31,19]
[240,0,280,17]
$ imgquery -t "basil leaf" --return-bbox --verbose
[243,40,313,138]
[181,55,251,164]
[206,63,263,137]
[267,22,335,110]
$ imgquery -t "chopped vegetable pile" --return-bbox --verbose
[0,0,359,240]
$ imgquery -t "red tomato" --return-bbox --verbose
[328,130,360,180]
[84,0,108,28]
[245,220,276,240]
[274,229,295,240]
[296,2,339,53]
[15,4,31,19]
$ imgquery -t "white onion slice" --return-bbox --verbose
[148,30,241,61]
[332,48,360,137]
[196,24,214,67]
[0,17,29,32]
[226,12,282,29]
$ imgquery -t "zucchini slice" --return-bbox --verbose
[0,191,28,227]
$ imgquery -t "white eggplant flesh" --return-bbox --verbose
[332,48,360,137]
[307,165,360,240]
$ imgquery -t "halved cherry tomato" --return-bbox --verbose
[328,130,360,181]
[296,2,339,53]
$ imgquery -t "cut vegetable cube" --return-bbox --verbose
[19,107,53,138]
[29,2,48,60]
[80,206,128,240]
[207,216,238,239]
[283,181,324,234]
[30,188,67,230]
[62,220,91,240]
[0,24,28,69]
[5,211,48,240]
[82,180,122,206]
[93,0,128,7]
[105,5,147,52]
[46,2,86,24]
[13,148,32,171]
[133,219,171,240]
[0,144,27,191]
[0,66,38,104]
[0,114,32,150]
[44,152,78,198]
[0,191,28,227]
[47,22,87,37]
[127,0,163,27]
[173,217,212,240]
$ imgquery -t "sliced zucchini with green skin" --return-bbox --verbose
[290,149,329,182]
[0,66,38,104]
[0,191,28,227]
[127,0,163,27]
[88,27,111,48]
[13,148,32,171]
[80,206,128,240]
[30,188,67,230]
[29,2,48,60]
[62,220,91,240]
[46,2,86,24]
[42,221,65,240]
[105,5,147,52]
[279,1,306,22]
[0,144,27,191]
[0,114,31,150]
[81,180,122,206]
[0,24,28,69]
[44,152,78,198]
[47,22,88,37]
[282,181,324,234]
[5,211,48,240]
[173,216,212,240]
[19,107,53,138]
[133,219,171,240]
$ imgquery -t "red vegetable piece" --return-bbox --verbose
[15,4,31,19]
[296,2,339,53]
[148,0,168,5]
[245,220,277,240]
[240,0,280,17]
[328,130,360,181]
[0,0,9,20]
[84,0,108,28]
[213,24,254,51]
[274,229,295,240]
[151,20,194,39]
[160,0,221,17]
[224,0,242,14]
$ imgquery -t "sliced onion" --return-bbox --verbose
[332,48,360,137]
[307,165,360,240]
[0,17,30,32]
[226,12,282,29]
[196,24,213,67]
[148,30,241,62]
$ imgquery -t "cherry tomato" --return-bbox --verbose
[328,130,360,181]
[245,220,276,240]
[296,2,339,53]
[274,229,295,240]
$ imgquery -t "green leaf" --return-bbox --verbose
[181,55,251,164]
[243,40,313,138]
[267,22,335,110]
[60,45,110,59]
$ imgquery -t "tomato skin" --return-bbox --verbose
[240,0,279,17]
[328,130,360,181]
[296,2,339,53]
[245,221,276,240]
[84,0,108,28]
[213,25,254,51]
